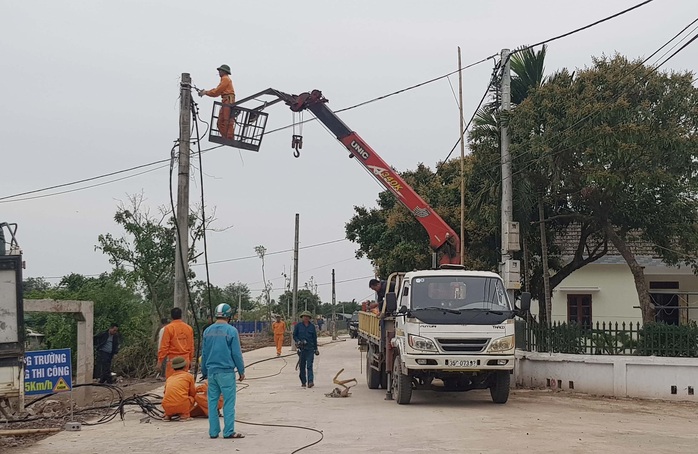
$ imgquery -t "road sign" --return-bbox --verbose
[24,348,72,395]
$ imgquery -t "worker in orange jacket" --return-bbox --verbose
[162,356,196,421]
[158,307,194,378]
[190,381,224,418]
[198,64,236,140]
[272,315,285,356]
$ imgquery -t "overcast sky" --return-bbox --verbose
[1,0,696,308]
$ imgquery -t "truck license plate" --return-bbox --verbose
[448,360,477,367]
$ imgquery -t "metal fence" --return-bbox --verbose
[517,320,698,357]
[231,321,270,334]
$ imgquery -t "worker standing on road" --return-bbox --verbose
[198,64,236,140]
[162,356,196,421]
[93,323,120,384]
[293,311,318,388]
[201,303,246,439]
[158,308,194,379]
[272,315,285,356]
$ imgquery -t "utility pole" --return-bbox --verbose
[291,213,299,351]
[174,73,192,318]
[331,269,337,340]
[238,293,242,322]
[458,46,467,266]
[500,49,515,302]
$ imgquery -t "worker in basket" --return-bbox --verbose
[198,64,236,140]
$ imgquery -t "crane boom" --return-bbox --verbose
[218,88,461,265]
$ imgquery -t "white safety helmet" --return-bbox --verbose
[215,303,232,318]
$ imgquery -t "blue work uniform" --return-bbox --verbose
[201,322,245,438]
[292,321,317,385]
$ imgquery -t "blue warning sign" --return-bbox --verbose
[24,348,72,395]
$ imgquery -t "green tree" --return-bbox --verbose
[346,159,494,276]
[277,289,322,317]
[96,193,211,322]
[510,55,698,323]
[24,273,151,375]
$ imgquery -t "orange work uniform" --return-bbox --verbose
[205,75,236,140]
[272,321,285,355]
[162,370,196,418]
[190,382,223,418]
[158,320,194,378]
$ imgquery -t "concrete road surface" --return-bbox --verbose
[16,336,698,453]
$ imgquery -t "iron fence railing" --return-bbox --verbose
[517,320,698,357]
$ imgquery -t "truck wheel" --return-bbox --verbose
[366,347,381,389]
[392,356,412,405]
[489,371,510,404]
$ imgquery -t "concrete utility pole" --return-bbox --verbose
[291,213,299,351]
[174,73,192,317]
[331,269,337,340]
[500,49,515,302]
[238,292,242,322]
[458,46,467,266]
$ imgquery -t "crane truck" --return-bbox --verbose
[207,87,530,405]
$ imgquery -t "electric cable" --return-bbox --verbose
[168,142,203,378]
[439,60,501,166]
[191,98,216,321]
[514,0,656,55]
[199,238,347,265]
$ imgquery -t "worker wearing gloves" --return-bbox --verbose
[201,303,246,439]
[198,64,236,140]
[272,315,285,356]
[162,356,196,421]
[158,308,194,378]
[293,311,318,388]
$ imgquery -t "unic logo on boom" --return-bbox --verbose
[367,165,404,197]
[350,140,370,159]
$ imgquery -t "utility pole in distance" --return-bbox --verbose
[331,269,337,340]
[458,46,467,266]
[174,73,192,317]
[291,213,299,351]
[499,49,516,303]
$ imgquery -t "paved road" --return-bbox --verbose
[17,336,698,453]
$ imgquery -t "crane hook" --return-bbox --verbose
[291,134,303,158]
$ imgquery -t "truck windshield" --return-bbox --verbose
[410,276,511,311]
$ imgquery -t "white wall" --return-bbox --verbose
[515,351,698,401]
[532,263,698,325]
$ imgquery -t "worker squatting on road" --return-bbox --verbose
[201,303,246,439]
[162,356,196,421]
[198,64,236,140]
[293,311,319,388]
[272,315,285,356]
[158,308,194,378]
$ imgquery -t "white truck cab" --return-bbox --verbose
[358,267,530,405]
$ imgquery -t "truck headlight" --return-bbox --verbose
[408,334,438,352]
[487,335,514,353]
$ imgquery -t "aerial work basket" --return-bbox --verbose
[208,101,269,152]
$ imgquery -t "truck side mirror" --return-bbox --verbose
[385,292,398,313]
[518,292,531,312]
[398,305,408,314]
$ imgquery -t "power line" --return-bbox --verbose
[198,238,348,265]
[0,144,225,203]
[514,0,656,54]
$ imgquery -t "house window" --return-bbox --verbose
[650,282,680,325]
[567,294,592,328]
